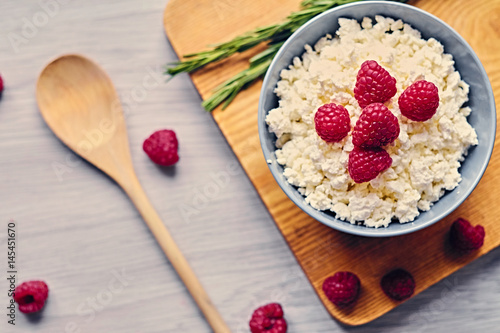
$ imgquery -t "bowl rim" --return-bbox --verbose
[257,1,497,237]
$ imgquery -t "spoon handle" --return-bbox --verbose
[123,175,231,333]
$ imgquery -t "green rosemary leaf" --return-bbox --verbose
[201,58,272,111]
[249,42,284,65]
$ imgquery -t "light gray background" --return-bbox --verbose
[0,1,498,332]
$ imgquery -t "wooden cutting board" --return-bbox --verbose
[164,0,500,326]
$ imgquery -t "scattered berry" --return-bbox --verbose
[0,74,3,95]
[398,80,439,121]
[143,129,179,166]
[348,146,392,183]
[352,103,400,148]
[14,280,49,314]
[249,303,287,333]
[450,218,485,252]
[322,271,361,307]
[314,103,351,143]
[380,269,415,301]
[354,60,397,108]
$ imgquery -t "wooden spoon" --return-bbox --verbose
[36,54,230,333]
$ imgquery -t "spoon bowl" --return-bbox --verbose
[37,55,134,185]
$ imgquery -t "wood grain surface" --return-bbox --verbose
[164,0,500,326]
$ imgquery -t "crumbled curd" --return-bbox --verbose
[266,16,478,227]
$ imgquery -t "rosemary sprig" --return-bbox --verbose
[166,0,409,111]
[201,41,283,111]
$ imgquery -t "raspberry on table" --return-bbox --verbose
[450,218,485,252]
[249,303,287,333]
[380,269,415,301]
[348,146,392,183]
[143,129,179,166]
[354,60,397,108]
[13,280,49,314]
[398,80,439,121]
[314,103,351,143]
[352,103,400,148]
[322,271,361,307]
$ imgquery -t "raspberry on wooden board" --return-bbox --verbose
[380,269,415,301]
[322,271,361,307]
[450,218,485,252]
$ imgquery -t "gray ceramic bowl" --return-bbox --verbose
[258,1,496,237]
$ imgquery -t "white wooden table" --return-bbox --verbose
[1,1,499,332]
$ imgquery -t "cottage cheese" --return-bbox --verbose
[265,16,478,228]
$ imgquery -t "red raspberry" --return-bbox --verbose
[322,271,361,307]
[380,269,415,301]
[354,60,397,108]
[13,280,49,314]
[450,218,485,252]
[352,103,400,148]
[0,74,4,95]
[314,103,351,143]
[398,80,439,121]
[348,147,392,183]
[249,303,287,333]
[143,129,179,166]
